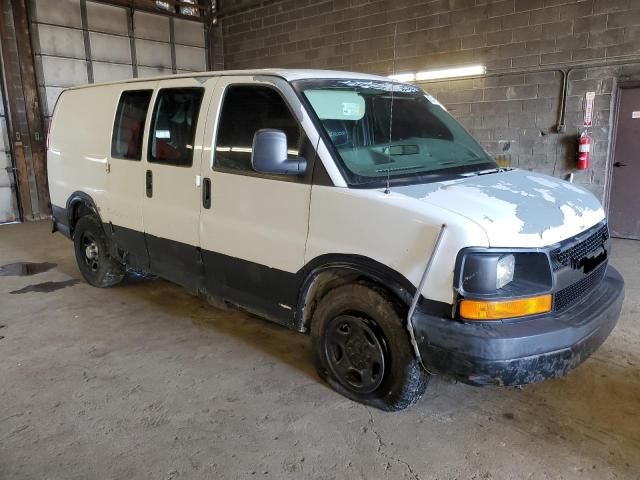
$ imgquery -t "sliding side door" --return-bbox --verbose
[141,77,217,291]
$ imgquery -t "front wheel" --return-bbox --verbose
[73,215,125,287]
[311,283,429,411]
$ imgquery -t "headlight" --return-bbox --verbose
[496,254,515,289]
[456,250,552,297]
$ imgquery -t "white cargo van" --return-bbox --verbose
[48,69,624,410]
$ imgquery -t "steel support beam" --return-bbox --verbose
[80,0,94,83]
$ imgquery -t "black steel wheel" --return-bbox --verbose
[311,283,429,411]
[324,315,387,394]
[73,215,125,287]
[79,230,101,273]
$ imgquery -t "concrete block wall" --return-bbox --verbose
[219,0,640,202]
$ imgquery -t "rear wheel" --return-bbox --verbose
[311,283,429,411]
[73,215,125,287]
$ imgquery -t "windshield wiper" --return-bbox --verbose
[462,167,508,177]
[375,165,422,174]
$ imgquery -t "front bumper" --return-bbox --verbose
[413,265,625,386]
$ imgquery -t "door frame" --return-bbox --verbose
[605,80,640,216]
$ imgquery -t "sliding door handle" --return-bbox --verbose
[146,170,153,198]
[202,177,211,209]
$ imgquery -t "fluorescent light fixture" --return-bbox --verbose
[415,65,486,81]
[388,72,416,82]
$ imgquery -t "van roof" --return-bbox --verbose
[64,68,390,90]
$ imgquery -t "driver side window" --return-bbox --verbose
[214,85,303,173]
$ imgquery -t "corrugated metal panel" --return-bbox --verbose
[175,44,205,71]
[86,1,128,34]
[40,56,89,87]
[37,24,86,58]
[89,31,132,63]
[173,17,204,47]
[135,38,172,69]
[32,0,82,27]
[133,10,170,42]
[93,62,134,82]
[137,66,173,78]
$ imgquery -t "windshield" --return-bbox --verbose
[293,79,497,187]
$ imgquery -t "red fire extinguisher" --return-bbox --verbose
[578,131,591,170]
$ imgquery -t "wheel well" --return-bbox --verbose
[296,266,412,333]
[69,200,98,235]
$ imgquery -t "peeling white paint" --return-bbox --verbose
[492,181,536,197]
[395,169,605,248]
[562,182,589,195]
[527,175,561,189]
[533,188,556,203]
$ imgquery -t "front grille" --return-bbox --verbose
[550,223,609,271]
[554,262,607,311]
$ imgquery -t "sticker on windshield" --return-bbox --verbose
[425,93,447,111]
[304,90,366,120]
[339,80,420,93]
[342,102,361,117]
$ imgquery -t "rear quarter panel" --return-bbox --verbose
[48,85,120,216]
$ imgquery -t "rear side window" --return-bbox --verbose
[148,88,204,167]
[215,85,303,173]
[111,90,153,160]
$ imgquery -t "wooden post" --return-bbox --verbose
[11,143,33,219]
[11,0,50,216]
[0,0,33,220]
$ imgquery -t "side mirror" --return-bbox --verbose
[251,129,307,176]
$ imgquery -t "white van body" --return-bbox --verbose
[48,69,623,410]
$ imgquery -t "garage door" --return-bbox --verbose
[0,90,19,223]
[30,0,208,120]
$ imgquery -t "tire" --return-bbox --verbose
[73,215,125,287]
[311,283,429,411]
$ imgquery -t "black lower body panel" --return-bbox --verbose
[51,204,71,238]
[414,265,624,386]
[201,249,300,327]
[51,205,299,328]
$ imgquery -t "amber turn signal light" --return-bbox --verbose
[459,295,552,320]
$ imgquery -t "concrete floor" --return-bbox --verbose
[1,221,639,480]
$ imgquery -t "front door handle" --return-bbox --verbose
[613,161,627,167]
[202,177,211,209]
[146,170,153,197]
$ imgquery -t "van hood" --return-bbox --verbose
[394,169,605,248]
